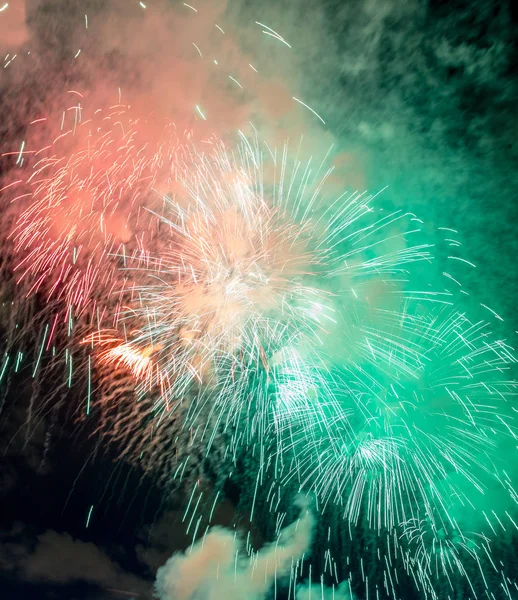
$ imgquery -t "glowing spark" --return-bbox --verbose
[32,325,49,377]
[0,180,22,192]
[67,353,73,388]
[292,97,326,124]
[14,352,23,373]
[86,355,91,415]
[195,105,207,120]
[255,21,292,48]
[85,505,94,528]
[209,491,220,522]
[0,4,8,13]
[448,256,477,267]
[0,354,9,382]
[229,75,243,89]
[480,303,504,321]
[16,140,25,165]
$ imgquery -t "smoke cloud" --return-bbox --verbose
[0,0,341,158]
[155,499,314,600]
[0,1,29,50]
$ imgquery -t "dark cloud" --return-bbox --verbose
[25,530,150,595]
[0,525,152,599]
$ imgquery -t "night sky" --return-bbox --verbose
[1,1,517,599]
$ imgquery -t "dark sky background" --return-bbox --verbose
[0,1,517,599]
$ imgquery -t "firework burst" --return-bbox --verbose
[0,3,516,599]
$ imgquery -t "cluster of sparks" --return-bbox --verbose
[9,95,182,311]
[0,3,517,600]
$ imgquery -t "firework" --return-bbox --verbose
[83,136,425,456]
[64,133,516,598]
[0,2,516,599]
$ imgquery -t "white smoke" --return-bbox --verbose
[155,499,314,600]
